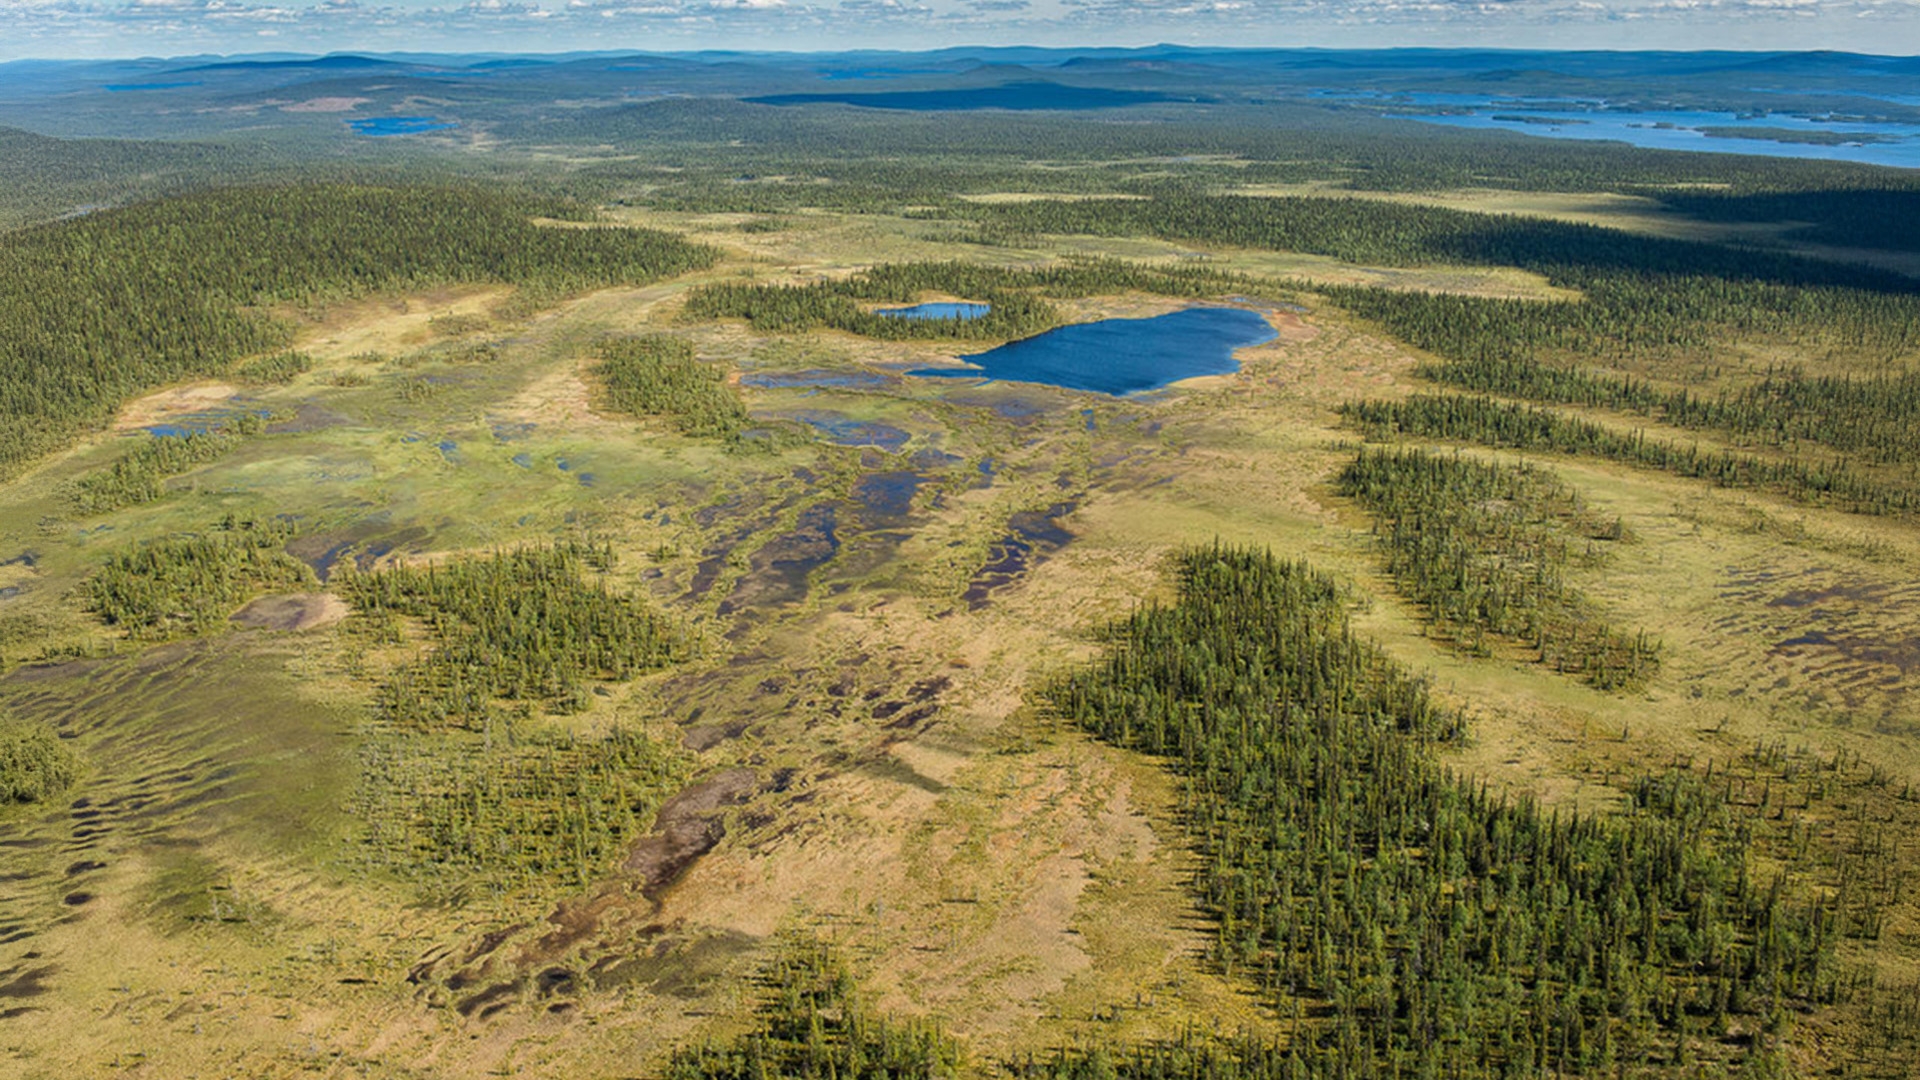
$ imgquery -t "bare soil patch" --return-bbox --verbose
[230,593,349,632]
[112,382,238,433]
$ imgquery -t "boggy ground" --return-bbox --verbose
[2,206,1919,1077]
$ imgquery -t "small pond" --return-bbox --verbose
[910,306,1277,396]
[876,302,992,321]
[347,116,459,137]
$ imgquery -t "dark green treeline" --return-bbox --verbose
[1049,546,1821,1076]
[684,260,1251,340]
[1340,394,1920,517]
[338,541,684,729]
[0,184,714,477]
[1336,446,1660,690]
[1399,348,1920,472]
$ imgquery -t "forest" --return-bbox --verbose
[0,183,713,478]
[339,541,685,729]
[1050,545,1819,1076]
[1335,447,1661,690]
[594,335,757,445]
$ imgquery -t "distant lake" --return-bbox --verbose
[912,307,1277,396]
[747,81,1185,112]
[1384,95,1920,168]
[347,116,459,136]
[876,302,991,321]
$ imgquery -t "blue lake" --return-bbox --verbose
[911,307,1277,396]
[876,302,992,321]
[1387,97,1920,169]
[347,116,459,137]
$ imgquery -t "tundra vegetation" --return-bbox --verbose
[3,54,1920,1079]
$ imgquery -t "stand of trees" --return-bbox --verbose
[338,542,684,729]
[354,723,679,890]
[1341,394,1920,516]
[0,183,714,478]
[233,351,314,385]
[1050,545,1821,1076]
[0,711,79,806]
[665,935,962,1080]
[85,516,314,639]
[1336,447,1660,690]
[71,415,264,514]
[594,335,754,444]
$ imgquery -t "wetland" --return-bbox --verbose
[3,43,1920,1080]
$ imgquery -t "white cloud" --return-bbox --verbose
[3,0,1920,56]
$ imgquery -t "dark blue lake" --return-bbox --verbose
[347,116,458,137]
[877,302,991,321]
[911,307,1277,396]
[1386,95,1920,169]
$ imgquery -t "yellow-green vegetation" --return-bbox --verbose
[1337,447,1660,689]
[595,335,756,443]
[339,542,685,726]
[69,416,262,514]
[4,160,1920,1080]
[0,712,78,805]
[85,515,315,638]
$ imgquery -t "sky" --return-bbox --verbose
[4,0,1920,61]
